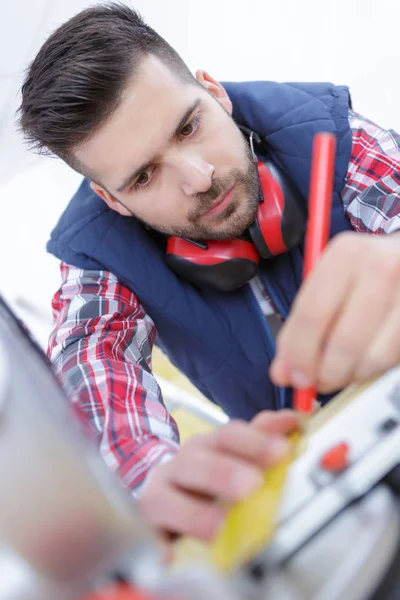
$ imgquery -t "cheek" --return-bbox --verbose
[132,190,189,226]
[208,131,246,173]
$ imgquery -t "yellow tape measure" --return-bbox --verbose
[210,431,301,572]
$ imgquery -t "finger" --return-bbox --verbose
[268,356,292,388]
[209,419,290,466]
[316,266,395,393]
[168,446,264,502]
[270,233,360,388]
[354,293,400,381]
[251,410,299,435]
[138,483,226,542]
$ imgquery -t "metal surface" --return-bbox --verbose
[237,485,400,600]
[268,368,400,564]
[0,333,6,416]
[0,297,162,599]
[267,426,400,565]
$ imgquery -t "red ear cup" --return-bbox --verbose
[249,159,307,259]
[166,237,260,292]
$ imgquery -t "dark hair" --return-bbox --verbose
[18,2,195,175]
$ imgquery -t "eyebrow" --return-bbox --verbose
[116,98,202,193]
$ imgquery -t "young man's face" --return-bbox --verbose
[76,55,259,240]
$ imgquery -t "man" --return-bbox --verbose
[19,3,400,545]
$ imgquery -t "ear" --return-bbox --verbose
[89,181,131,217]
[195,70,233,115]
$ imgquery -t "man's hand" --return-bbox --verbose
[270,232,400,393]
[138,410,298,542]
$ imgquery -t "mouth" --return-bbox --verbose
[202,186,235,217]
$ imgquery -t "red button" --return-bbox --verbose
[320,442,350,472]
[83,584,156,600]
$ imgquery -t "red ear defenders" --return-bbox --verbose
[166,129,307,292]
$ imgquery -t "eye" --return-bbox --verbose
[137,171,150,186]
[180,114,201,138]
[133,166,155,191]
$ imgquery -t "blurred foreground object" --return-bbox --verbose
[0,292,399,600]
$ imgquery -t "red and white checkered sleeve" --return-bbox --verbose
[48,261,180,495]
[342,110,400,234]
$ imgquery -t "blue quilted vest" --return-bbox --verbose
[47,81,353,420]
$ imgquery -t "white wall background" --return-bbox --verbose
[1,0,399,344]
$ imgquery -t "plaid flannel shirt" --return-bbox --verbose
[48,110,400,494]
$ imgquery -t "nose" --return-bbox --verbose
[176,151,215,196]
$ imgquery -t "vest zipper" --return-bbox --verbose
[247,283,286,410]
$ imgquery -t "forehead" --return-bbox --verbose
[75,55,200,187]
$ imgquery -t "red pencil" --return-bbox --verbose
[294,132,336,413]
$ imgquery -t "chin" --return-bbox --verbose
[205,216,254,241]
[222,205,257,238]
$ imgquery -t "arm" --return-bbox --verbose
[342,109,400,234]
[48,262,180,495]
[49,266,297,544]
